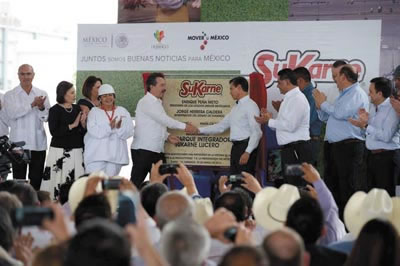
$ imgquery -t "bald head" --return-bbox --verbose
[332,63,358,91]
[155,191,194,229]
[18,64,34,73]
[262,228,305,266]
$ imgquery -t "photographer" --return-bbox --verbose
[301,163,346,245]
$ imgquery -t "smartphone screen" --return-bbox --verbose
[116,191,140,227]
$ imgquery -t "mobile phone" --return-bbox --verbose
[14,179,30,184]
[159,164,178,175]
[284,164,304,177]
[228,174,243,183]
[12,207,54,226]
[101,179,122,190]
[223,226,238,242]
[117,191,140,226]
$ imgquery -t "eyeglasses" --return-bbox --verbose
[18,72,33,76]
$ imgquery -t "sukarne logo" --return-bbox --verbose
[253,50,366,88]
[187,31,229,50]
[179,80,223,98]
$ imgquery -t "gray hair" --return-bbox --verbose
[161,217,210,266]
[262,228,305,266]
[0,191,22,214]
[155,191,194,229]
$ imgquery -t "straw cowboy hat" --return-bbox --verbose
[344,188,400,236]
[253,184,300,231]
[68,171,122,215]
[179,187,214,224]
[192,197,213,224]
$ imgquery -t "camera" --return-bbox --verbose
[284,164,304,177]
[11,207,54,226]
[159,164,178,175]
[101,179,122,190]
[0,136,30,181]
[14,179,29,184]
[228,174,243,183]
[223,226,238,242]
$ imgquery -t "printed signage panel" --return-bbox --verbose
[163,78,235,166]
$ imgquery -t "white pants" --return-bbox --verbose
[85,161,123,177]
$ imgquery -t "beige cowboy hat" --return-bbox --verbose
[253,184,300,231]
[344,189,400,236]
[179,187,214,224]
[193,197,214,224]
[68,172,122,215]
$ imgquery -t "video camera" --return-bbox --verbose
[0,136,30,181]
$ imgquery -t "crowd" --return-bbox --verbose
[0,63,399,266]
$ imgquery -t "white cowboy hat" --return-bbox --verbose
[98,84,115,96]
[179,187,214,224]
[193,197,214,224]
[68,171,123,215]
[252,184,300,231]
[344,189,399,236]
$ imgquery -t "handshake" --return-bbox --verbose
[185,122,200,134]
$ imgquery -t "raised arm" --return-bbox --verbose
[199,111,231,135]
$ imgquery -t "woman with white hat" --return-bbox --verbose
[84,84,134,176]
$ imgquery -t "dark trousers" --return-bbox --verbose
[130,149,165,187]
[12,150,46,191]
[367,150,395,196]
[230,139,258,176]
[310,137,322,167]
[281,140,312,186]
[325,140,366,220]
[393,149,400,189]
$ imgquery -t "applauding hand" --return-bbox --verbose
[312,89,327,109]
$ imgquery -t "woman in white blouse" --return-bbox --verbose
[84,84,134,176]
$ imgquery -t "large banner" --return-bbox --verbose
[77,21,381,167]
[78,20,381,115]
[163,78,234,166]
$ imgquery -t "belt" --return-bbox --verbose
[310,136,321,141]
[370,149,391,154]
[232,138,249,145]
[283,140,309,148]
[332,138,364,146]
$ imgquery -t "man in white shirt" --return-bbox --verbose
[0,92,9,137]
[255,68,311,185]
[3,64,50,190]
[131,72,196,187]
[190,77,262,175]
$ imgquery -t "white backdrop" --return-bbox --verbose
[78,20,381,115]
